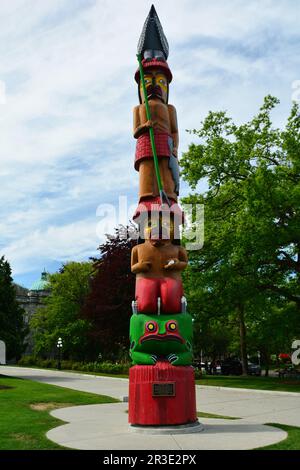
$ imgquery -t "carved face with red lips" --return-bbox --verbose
[139,70,169,103]
[129,313,193,366]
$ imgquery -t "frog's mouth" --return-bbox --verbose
[140,333,184,344]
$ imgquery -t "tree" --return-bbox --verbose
[181,96,300,373]
[246,299,300,375]
[0,256,26,360]
[31,261,92,360]
[81,228,135,361]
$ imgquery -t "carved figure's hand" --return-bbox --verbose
[131,260,151,274]
[167,353,179,364]
[140,261,151,272]
[145,119,156,129]
[164,258,179,270]
[151,354,158,364]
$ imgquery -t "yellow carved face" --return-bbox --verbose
[139,70,168,103]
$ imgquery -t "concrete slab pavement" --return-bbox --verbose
[195,386,300,426]
[46,403,287,450]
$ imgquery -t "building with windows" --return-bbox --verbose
[14,271,50,353]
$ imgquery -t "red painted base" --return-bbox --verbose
[128,361,197,426]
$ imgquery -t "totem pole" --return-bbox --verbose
[128,5,197,427]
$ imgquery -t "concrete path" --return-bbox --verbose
[46,403,287,450]
[1,366,300,426]
[0,366,128,401]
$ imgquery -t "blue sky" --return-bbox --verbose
[0,0,299,288]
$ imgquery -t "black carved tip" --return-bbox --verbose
[150,5,156,16]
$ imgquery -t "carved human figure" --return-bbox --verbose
[131,216,187,314]
[133,59,179,202]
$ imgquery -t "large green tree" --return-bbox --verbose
[31,261,92,360]
[0,256,26,360]
[181,96,300,373]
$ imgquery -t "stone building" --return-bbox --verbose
[14,271,50,354]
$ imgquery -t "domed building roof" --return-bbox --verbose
[30,271,50,292]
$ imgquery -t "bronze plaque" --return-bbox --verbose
[152,382,176,397]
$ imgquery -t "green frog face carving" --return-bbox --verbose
[129,313,193,366]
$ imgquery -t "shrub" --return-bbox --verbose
[17,356,130,375]
[18,355,37,366]
[71,362,82,370]
[60,360,73,370]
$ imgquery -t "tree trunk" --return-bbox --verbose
[262,349,270,377]
[237,304,248,375]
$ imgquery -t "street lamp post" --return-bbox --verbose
[200,328,203,364]
[57,337,63,370]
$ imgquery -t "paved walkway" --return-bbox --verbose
[0,366,128,401]
[47,403,286,450]
[2,365,299,449]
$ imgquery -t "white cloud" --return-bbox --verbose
[4,218,100,275]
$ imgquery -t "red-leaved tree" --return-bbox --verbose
[81,227,136,361]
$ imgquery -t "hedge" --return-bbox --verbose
[18,356,130,375]
[18,355,201,377]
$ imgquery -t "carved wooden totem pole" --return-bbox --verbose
[128,5,197,427]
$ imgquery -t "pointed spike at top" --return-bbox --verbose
[137,5,169,61]
[150,4,156,15]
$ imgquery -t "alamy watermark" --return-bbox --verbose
[95,196,204,251]
[291,339,300,366]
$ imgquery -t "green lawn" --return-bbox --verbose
[196,375,300,393]
[0,374,118,450]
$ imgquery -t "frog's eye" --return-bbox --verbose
[146,321,157,333]
[167,321,178,332]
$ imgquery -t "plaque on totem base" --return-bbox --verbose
[152,382,175,397]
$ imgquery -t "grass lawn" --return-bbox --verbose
[0,374,118,450]
[196,375,300,393]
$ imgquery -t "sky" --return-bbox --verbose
[0,0,299,288]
